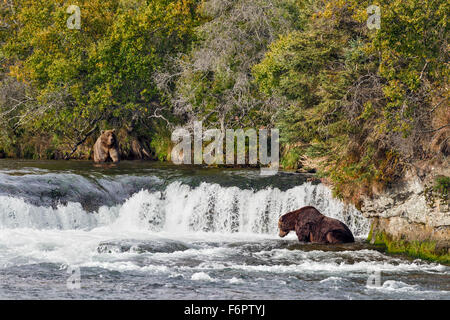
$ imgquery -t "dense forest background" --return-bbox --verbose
[0,0,448,204]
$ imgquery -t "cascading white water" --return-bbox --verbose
[0,181,370,236]
[1,166,448,300]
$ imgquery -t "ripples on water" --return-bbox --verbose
[0,160,448,299]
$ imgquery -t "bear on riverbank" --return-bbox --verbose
[278,206,354,244]
[93,129,120,163]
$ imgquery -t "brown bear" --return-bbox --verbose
[278,206,354,244]
[93,129,120,163]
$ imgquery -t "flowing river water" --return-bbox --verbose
[0,160,448,299]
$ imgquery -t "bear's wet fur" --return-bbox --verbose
[278,206,354,244]
[93,129,120,163]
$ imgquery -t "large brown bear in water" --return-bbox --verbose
[278,206,354,244]
[93,129,120,163]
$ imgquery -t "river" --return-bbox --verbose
[0,160,448,299]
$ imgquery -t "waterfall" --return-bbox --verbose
[0,180,369,236]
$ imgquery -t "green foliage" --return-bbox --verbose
[370,230,450,265]
[280,146,302,169]
[363,0,449,137]
[434,176,450,196]
[170,0,307,130]
[425,176,450,207]
[253,0,447,202]
[149,124,172,162]
[1,0,200,158]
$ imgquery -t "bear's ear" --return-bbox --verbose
[111,129,116,133]
[101,130,105,135]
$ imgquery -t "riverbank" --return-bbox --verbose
[368,227,450,265]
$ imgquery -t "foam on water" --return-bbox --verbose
[191,259,448,274]
[191,272,216,282]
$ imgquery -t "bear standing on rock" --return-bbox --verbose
[278,206,354,244]
[93,129,120,163]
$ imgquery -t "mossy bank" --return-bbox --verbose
[367,222,450,265]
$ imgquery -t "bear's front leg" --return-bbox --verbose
[94,147,109,163]
[109,148,120,163]
[295,224,311,243]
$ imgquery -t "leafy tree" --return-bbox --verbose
[1,0,200,158]
[253,0,448,203]
[158,0,307,131]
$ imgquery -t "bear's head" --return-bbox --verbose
[278,210,299,237]
[278,206,323,237]
[101,129,117,147]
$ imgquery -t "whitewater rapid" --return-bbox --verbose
[0,162,448,299]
